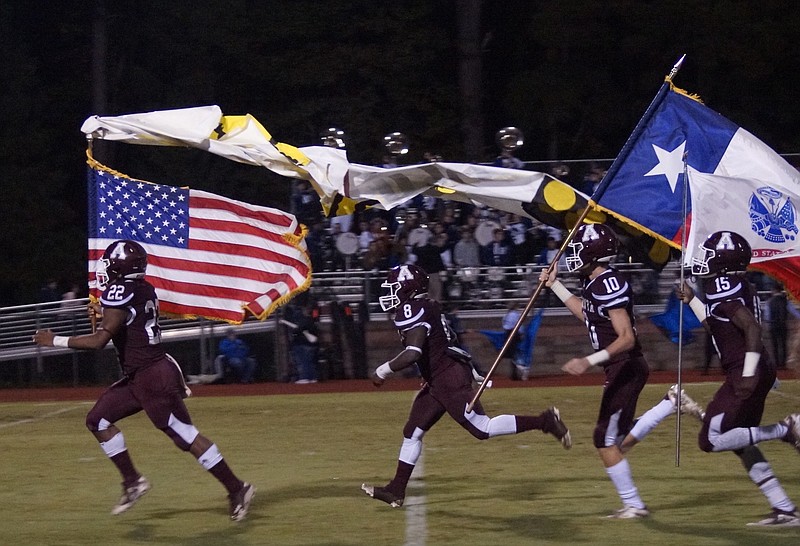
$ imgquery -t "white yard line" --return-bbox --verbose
[404,448,427,546]
[0,404,88,429]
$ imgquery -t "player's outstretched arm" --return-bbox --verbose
[372,326,425,387]
[33,307,125,350]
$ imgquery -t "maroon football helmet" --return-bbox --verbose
[691,231,751,277]
[96,240,148,290]
[565,223,619,273]
[379,264,429,311]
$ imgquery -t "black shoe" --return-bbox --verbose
[229,482,255,521]
[361,483,404,507]
[111,476,150,515]
[746,508,800,526]
[544,407,572,449]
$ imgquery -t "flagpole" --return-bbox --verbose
[675,154,690,466]
[467,55,688,413]
[466,212,591,413]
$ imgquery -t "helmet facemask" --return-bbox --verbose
[690,246,716,277]
[379,280,402,311]
[565,241,586,273]
[95,257,112,291]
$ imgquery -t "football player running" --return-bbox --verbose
[33,240,255,521]
[540,223,665,519]
[679,231,800,527]
[362,264,572,508]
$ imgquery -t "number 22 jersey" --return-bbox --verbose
[99,278,167,374]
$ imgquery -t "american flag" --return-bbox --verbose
[88,166,311,323]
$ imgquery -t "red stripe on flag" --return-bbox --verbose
[189,216,295,246]
[190,193,295,228]
[184,238,310,272]
[159,300,244,323]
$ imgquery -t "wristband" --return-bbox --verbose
[52,335,70,348]
[550,281,573,303]
[688,297,707,322]
[375,362,394,380]
[742,352,760,377]
[585,349,610,366]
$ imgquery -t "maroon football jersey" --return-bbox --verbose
[392,297,459,381]
[580,268,643,362]
[701,274,765,370]
[99,278,167,374]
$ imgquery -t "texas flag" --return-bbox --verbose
[590,83,800,297]
[592,85,800,248]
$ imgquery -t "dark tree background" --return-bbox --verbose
[1,0,798,304]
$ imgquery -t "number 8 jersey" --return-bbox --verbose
[99,278,166,374]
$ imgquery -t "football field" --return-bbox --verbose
[1,381,799,545]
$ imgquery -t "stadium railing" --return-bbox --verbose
[0,263,681,384]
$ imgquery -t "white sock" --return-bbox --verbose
[749,461,796,513]
[197,444,223,470]
[629,398,675,441]
[711,423,788,451]
[99,432,126,458]
[606,459,645,509]
[750,423,789,444]
[708,413,753,451]
[487,414,517,437]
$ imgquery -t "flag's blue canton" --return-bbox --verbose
[597,91,740,241]
[88,169,190,248]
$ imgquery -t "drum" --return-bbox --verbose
[474,221,500,246]
[408,227,432,248]
[335,232,359,255]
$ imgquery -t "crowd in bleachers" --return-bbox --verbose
[302,197,564,276]
[296,158,664,307]
[297,157,619,278]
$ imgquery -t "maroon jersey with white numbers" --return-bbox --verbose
[392,297,459,382]
[99,278,166,374]
[580,268,643,363]
[701,274,765,371]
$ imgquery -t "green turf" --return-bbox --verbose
[1,381,799,545]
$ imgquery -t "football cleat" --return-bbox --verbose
[667,384,706,421]
[111,476,150,515]
[746,509,800,527]
[544,406,572,450]
[361,483,404,507]
[781,413,800,454]
[228,482,255,522]
[605,505,650,519]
